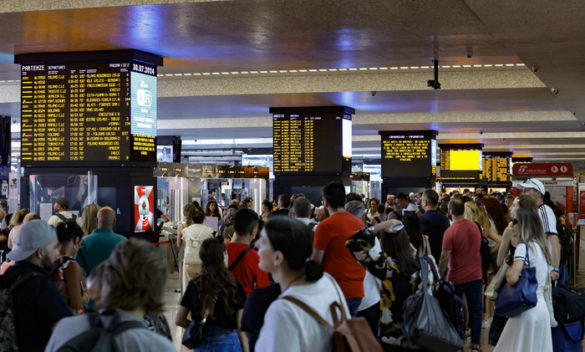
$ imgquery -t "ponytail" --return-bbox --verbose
[304,259,323,282]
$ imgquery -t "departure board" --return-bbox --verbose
[380,131,437,178]
[19,56,158,165]
[481,153,511,182]
[439,144,483,180]
[271,107,353,175]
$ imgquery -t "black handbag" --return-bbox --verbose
[182,314,208,349]
[495,243,538,318]
[402,258,463,352]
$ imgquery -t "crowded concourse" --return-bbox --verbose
[1,178,582,352]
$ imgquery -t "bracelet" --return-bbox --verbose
[552,267,559,272]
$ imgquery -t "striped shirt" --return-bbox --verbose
[538,204,557,235]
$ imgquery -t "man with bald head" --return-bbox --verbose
[75,206,126,278]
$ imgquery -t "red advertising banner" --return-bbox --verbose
[513,163,573,177]
[566,186,575,214]
[579,190,585,219]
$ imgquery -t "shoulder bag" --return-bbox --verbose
[494,243,538,318]
[281,276,382,352]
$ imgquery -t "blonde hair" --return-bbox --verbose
[98,239,167,313]
[10,208,29,226]
[516,208,552,265]
[81,204,101,236]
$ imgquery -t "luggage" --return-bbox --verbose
[552,320,584,352]
[552,285,585,348]
[422,256,467,338]
[402,258,463,352]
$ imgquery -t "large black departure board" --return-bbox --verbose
[17,51,161,166]
[270,106,354,175]
[380,131,437,178]
[481,152,512,183]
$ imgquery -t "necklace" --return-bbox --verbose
[281,272,305,292]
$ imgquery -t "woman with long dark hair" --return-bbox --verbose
[176,238,247,352]
[346,219,431,350]
[206,199,222,221]
[255,217,350,351]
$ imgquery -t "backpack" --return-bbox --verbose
[552,285,585,343]
[56,213,77,226]
[474,222,491,283]
[0,272,41,352]
[57,310,147,352]
[556,222,574,266]
[281,276,382,352]
[422,256,467,338]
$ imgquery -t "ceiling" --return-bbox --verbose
[1,0,585,163]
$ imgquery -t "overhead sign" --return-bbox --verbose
[379,130,437,179]
[512,163,573,177]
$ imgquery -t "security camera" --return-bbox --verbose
[371,91,377,96]
[427,80,441,89]
[531,65,539,73]
[550,88,559,96]
[466,53,472,59]
[479,130,484,135]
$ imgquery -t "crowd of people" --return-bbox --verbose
[0,177,574,351]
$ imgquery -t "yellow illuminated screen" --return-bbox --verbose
[449,150,480,170]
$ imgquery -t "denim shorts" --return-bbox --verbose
[194,326,242,352]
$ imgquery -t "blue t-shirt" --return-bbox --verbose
[75,228,127,277]
[419,209,450,261]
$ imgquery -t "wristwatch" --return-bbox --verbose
[552,267,560,272]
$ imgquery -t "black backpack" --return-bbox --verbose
[555,222,574,266]
[57,310,147,352]
[552,285,585,343]
[55,213,78,226]
[0,273,41,352]
[474,222,491,283]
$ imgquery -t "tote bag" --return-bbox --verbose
[494,243,538,318]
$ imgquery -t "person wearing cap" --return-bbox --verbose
[2,219,72,351]
[47,197,76,228]
[518,178,561,281]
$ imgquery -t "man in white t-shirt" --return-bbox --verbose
[518,178,560,281]
[47,197,76,228]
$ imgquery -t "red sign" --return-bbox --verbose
[579,190,585,219]
[512,163,573,177]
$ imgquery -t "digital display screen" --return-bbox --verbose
[439,145,483,180]
[272,113,351,174]
[380,131,436,178]
[449,150,482,171]
[157,145,173,163]
[20,62,156,165]
[481,153,511,182]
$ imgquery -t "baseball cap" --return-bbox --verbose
[518,178,545,195]
[51,197,69,209]
[7,220,56,262]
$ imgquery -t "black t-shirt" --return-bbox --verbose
[419,209,451,261]
[4,261,72,352]
[180,280,246,329]
[241,283,281,351]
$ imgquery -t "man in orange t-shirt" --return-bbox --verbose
[226,208,269,297]
[311,182,365,317]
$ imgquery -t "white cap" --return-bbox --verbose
[518,178,545,195]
